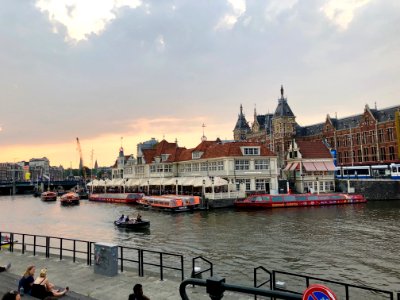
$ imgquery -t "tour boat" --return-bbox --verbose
[114,219,150,229]
[60,192,80,205]
[89,193,144,204]
[234,193,366,209]
[138,195,201,212]
[40,191,57,201]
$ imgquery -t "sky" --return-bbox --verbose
[0,0,399,168]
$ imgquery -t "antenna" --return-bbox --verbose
[201,123,207,141]
[120,136,123,148]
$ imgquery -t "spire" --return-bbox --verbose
[240,104,243,116]
[280,85,284,98]
[201,123,207,141]
[234,104,250,131]
[254,104,257,118]
[274,85,295,118]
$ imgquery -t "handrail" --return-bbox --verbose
[192,256,213,279]
[254,266,272,300]
[271,269,395,299]
[179,277,302,300]
[1,231,184,281]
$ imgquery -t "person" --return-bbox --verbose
[31,268,69,298]
[118,214,125,222]
[136,213,142,222]
[125,215,130,222]
[128,284,150,300]
[18,265,35,295]
[0,263,11,273]
[1,291,20,300]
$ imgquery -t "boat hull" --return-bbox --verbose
[60,192,80,206]
[114,220,150,229]
[235,193,366,209]
[89,193,144,204]
[40,192,57,202]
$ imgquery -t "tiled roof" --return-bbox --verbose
[274,98,295,118]
[296,140,332,159]
[256,114,273,133]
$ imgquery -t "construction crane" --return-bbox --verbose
[76,137,86,180]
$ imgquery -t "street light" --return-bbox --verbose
[147,180,150,195]
[175,179,178,195]
[316,176,319,195]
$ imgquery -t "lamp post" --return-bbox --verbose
[147,180,150,195]
[175,179,178,195]
[316,176,320,195]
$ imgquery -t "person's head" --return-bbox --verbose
[39,268,47,278]
[24,265,35,277]
[2,290,21,300]
[133,284,143,296]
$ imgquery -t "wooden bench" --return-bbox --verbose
[0,272,96,300]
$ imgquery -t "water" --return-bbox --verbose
[0,195,399,293]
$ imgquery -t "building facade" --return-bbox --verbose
[234,86,400,171]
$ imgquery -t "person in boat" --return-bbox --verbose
[125,215,130,223]
[118,214,125,223]
[136,213,142,223]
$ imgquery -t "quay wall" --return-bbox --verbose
[336,179,400,200]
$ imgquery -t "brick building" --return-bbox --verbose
[233,86,400,171]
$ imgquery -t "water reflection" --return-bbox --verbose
[0,195,399,291]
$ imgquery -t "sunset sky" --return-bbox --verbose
[0,0,399,168]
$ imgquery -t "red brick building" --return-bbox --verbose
[233,86,400,170]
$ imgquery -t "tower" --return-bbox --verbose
[233,104,251,140]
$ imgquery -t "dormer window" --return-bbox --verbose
[242,147,260,155]
[161,154,169,162]
[192,151,203,159]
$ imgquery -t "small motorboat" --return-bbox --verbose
[60,192,80,205]
[114,219,150,229]
[40,191,57,201]
[1,235,17,250]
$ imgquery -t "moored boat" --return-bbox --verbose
[234,193,366,209]
[114,219,150,229]
[89,193,144,204]
[60,192,80,205]
[139,195,201,212]
[40,191,57,201]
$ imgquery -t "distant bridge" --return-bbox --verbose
[0,180,83,195]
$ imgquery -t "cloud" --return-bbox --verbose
[215,0,246,30]
[265,0,298,22]
[155,35,166,52]
[321,0,371,30]
[35,0,142,43]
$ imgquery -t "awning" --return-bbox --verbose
[303,162,317,171]
[289,162,299,171]
[323,161,336,171]
[284,163,292,171]
[313,162,328,171]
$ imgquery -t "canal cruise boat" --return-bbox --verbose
[89,193,144,204]
[234,193,366,209]
[60,192,80,205]
[137,195,201,212]
[40,191,58,201]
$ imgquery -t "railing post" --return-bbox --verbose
[73,240,76,262]
[87,242,91,265]
[139,249,144,277]
[10,233,14,252]
[120,247,124,272]
[46,236,50,258]
[181,255,184,281]
[22,234,25,254]
[33,235,36,256]
[160,253,163,281]
[345,285,349,300]
[60,239,63,260]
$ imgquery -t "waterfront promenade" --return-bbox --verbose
[0,251,254,300]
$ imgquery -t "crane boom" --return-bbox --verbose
[76,137,86,180]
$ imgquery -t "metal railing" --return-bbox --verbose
[255,267,399,300]
[180,276,302,300]
[191,256,213,279]
[1,231,184,281]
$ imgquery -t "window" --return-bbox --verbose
[201,162,208,171]
[135,166,144,175]
[378,129,384,143]
[243,147,260,155]
[217,161,224,171]
[150,165,156,173]
[371,147,377,161]
[179,165,185,173]
[164,164,172,173]
[235,179,250,191]
[356,133,361,145]
[157,165,163,172]
[161,154,169,162]
[235,160,249,170]
[192,163,199,172]
[387,128,394,141]
[209,162,217,171]
[255,159,269,170]
[380,147,386,160]
[389,146,395,160]
[184,164,192,172]
[192,152,202,159]
[255,179,268,191]
[363,148,369,161]
[357,149,362,162]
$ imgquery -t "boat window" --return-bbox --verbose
[262,196,270,201]
[271,196,283,202]
[308,196,318,200]
[284,196,296,201]
[255,196,263,201]
[296,196,307,201]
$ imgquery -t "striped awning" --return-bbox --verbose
[284,163,292,171]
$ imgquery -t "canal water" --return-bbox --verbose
[0,195,399,293]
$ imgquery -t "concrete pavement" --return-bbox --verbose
[0,251,254,299]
